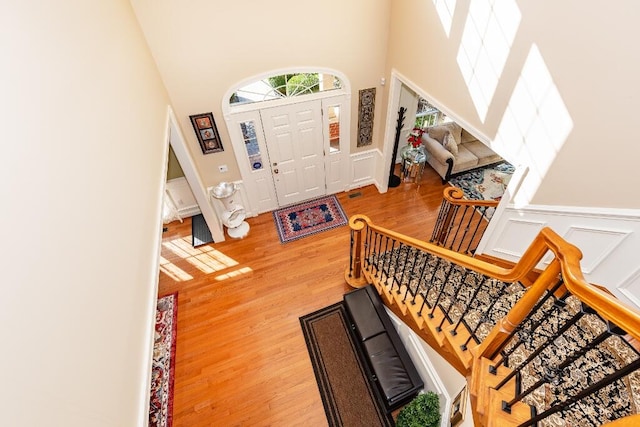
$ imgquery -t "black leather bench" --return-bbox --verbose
[343,285,424,412]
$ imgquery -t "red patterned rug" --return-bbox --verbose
[272,195,348,243]
[149,292,178,427]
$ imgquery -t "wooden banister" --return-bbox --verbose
[443,186,499,208]
[352,215,640,341]
[346,214,640,426]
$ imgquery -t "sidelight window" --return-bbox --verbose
[239,121,263,171]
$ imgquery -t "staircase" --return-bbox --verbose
[430,187,498,255]
[345,214,640,426]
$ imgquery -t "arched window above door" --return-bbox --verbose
[229,72,344,106]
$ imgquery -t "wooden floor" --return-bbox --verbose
[158,166,448,426]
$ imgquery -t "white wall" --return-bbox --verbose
[0,1,169,425]
[129,0,391,190]
[385,0,640,210]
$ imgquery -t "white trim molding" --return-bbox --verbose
[349,149,381,191]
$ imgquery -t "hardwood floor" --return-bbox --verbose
[158,166,448,426]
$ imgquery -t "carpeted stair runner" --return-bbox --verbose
[367,246,640,426]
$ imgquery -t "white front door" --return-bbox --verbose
[226,111,279,214]
[260,100,326,206]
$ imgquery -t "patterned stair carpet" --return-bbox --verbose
[367,246,640,426]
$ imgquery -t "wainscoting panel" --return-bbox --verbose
[480,205,640,309]
[490,218,548,259]
[619,268,640,310]
[166,177,200,217]
[349,149,378,190]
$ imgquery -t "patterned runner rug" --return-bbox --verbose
[273,195,348,243]
[299,302,394,427]
[149,293,178,427]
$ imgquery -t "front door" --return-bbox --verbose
[260,100,326,206]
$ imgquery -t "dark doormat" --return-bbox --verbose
[191,214,214,247]
[299,302,395,427]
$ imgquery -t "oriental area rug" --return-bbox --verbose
[299,302,394,427]
[273,195,348,243]
[149,293,178,427]
[448,162,515,201]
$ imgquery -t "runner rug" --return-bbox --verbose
[299,302,394,427]
[149,292,178,427]
[273,195,348,243]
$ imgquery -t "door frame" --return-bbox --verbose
[222,68,352,215]
[167,107,225,242]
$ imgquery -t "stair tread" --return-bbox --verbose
[486,388,532,427]
[475,357,516,417]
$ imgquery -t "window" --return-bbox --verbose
[415,97,445,129]
[230,73,343,106]
[239,121,263,171]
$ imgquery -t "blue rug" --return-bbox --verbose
[272,195,348,243]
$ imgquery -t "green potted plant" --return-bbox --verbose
[396,391,441,427]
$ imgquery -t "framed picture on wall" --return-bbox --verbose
[190,112,224,154]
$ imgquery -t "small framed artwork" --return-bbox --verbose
[450,386,467,426]
[190,112,224,154]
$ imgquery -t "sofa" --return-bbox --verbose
[421,121,503,182]
[343,285,424,412]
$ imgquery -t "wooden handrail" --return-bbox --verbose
[443,186,499,208]
[347,214,640,343]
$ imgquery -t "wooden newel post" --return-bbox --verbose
[344,215,369,288]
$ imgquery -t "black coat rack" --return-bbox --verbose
[388,107,406,188]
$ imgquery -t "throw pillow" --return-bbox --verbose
[427,126,447,143]
[441,122,462,145]
[443,131,458,156]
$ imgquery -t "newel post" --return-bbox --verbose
[344,215,369,288]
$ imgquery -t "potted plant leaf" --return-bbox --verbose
[396,391,441,427]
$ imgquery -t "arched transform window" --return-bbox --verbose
[229,73,343,105]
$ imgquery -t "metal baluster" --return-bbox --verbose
[403,248,423,303]
[489,281,566,372]
[453,206,472,252]
[494,300,586,389]
[348,229,354,278]
[450,274,486,335]
[514,337,640,427]
[502,324,613,414]
[438,266,472,330]
[379,237,394,282]
[429,262,455,326]
[459,279,511,350]
[373,233,384,279]
[363,227,371,268]
[418,256,445,315]
[410,252,433,306]
[431,199,450,243]
[464,208,485,254]
[395,245,412,294]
